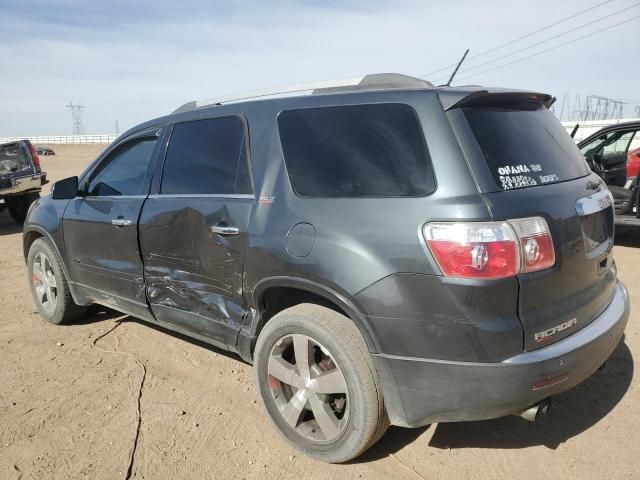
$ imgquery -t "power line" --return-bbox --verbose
[421,0,618,78]
[433,2,640,83]
[454,14,640,83]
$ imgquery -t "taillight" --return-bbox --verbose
[27,143,41,172]
[509,217,555,273]
[423,217,555,279]
[423,222,519,278]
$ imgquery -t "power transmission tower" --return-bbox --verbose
[571,94,582,122]
[561,93,628,122]
[66,102,86,135]
[581,95,624,121]
[558,91,571,121]
[114,120,120,135]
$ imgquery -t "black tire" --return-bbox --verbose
[8,192,39,224]
[254,304,388,463]
[27,238,87,325]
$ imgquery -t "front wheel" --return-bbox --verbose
[27,238,87,324]
[254,304,388,463]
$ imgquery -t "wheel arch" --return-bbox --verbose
[23,228,45,262]
[248,276,380,355]
[23,225,87,306]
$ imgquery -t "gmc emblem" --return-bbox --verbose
[534,318,578,343]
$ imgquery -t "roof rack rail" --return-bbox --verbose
[172,73,433,114]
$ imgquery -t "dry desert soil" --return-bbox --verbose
[0,144,638,479]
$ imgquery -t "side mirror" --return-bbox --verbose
[51,176,79,200]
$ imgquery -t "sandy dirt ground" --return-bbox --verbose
[0,144,638,479]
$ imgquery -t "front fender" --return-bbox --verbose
[23,196,89,306]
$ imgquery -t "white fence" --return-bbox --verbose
[0,134,117,145]
[562,118,640,143]
[2,118,639,147]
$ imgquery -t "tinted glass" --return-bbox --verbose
[278,104,435,197]
[161,116,251,195]
[464,107,590,190]
[87,138,157,196]
[581,130,637,157]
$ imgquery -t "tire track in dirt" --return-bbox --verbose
[91,319,146,480]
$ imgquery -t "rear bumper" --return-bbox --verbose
[0,172,45,198]
[373,280,630,427]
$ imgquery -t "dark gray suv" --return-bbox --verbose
[23,74,630,462]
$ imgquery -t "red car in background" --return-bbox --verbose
[628,146,640,180]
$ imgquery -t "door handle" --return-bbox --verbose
[210,224,240,236]
[112,217,132,227]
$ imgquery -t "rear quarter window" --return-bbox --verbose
[463,107,590,191]
[278,103,435,197]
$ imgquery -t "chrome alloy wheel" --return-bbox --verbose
[32,252,58,315]
[267,334,349,443]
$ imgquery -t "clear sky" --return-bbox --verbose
[1,0,639,136]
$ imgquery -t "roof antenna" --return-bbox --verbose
[445,49,470,87]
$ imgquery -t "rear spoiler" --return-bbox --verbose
[442,90,555,111]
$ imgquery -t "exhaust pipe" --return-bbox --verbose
[518,398,552,422]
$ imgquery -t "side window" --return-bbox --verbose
[161,116,252,195]
[579,136,605,156]
[630,131,640,152]
[87,137,157,196]
[278,104,435,197]
[602,131,635,156]
[582,131,637,158]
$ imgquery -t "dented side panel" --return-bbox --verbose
[138,195,252,346]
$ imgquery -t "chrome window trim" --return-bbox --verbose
[80,195,149,200]
[146,193,255,200]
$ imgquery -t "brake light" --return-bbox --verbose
[27,143,41,172]
[423,217,555,279]
[423,222,519,278]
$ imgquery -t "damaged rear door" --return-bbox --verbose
[138,115,253,348]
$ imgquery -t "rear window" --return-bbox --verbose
[463,107,590,190]
[0,143,30,174]
[278,103,435,197]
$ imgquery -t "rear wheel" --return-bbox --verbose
[27,238,87,324]
[254,304,388,463]
[7,192,39,224]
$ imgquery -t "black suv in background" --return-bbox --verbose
[23,74,629,462]
[0,140,47,223]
